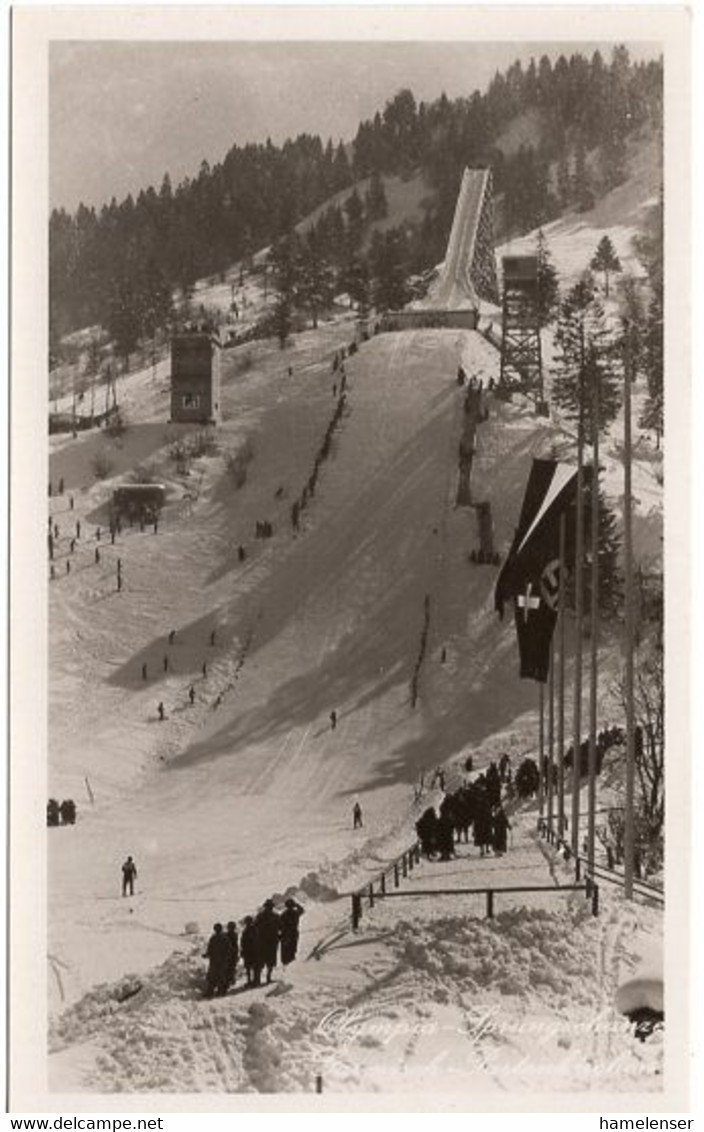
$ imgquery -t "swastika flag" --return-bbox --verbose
[494,458,586,682]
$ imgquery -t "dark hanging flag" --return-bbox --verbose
[495,458,585,682]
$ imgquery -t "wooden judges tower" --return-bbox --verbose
[499,255,544,405]
[170,325,222,425]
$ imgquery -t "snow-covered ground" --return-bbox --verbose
[48,258,663,1095]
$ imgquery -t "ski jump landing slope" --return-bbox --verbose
[48,325,555,1010]
[422,167,496,311]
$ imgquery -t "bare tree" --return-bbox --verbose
[609,625,664,875]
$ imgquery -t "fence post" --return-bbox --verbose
[315,1074,323,1094]
[368,883,375,908]
[575,856,581,881]
[351,893,361,930]
[408,849,414,872]
[380,872,386,895]
[402,853,408,878]
[585,875,592,899]
[591,883,599,917]
[394,863,399,888]
[486,890,494,919]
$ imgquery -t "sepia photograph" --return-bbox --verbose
[9,5,692,1112]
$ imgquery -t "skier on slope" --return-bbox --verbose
[121,855,137,897]
[353,801,363,830]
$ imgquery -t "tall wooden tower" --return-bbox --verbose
[499,255,543,403]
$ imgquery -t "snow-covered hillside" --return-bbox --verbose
[48,259,663,1095]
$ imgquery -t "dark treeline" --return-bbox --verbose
[50,46,662,346]
[354,47,662,250]
[50,134,355,344]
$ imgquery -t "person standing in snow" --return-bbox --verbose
[240,915,261,987]
[224,921,240,990]
[203,922,230,997]
[157,701,165,721]
[279,899,304,967]
[353,801,363,830]
[189,685,195,705]
[491,806,511,855]
[437,810,456,861]
[121,855,137,897]
[473,795,493,857]
[255,899,281,985]
[330,710,338,731]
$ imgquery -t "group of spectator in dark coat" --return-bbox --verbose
[415,759,512,861]
[203,897,305,998]
[290,388,348,533]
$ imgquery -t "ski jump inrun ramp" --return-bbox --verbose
[421,167,499,311]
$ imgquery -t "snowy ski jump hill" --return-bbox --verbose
[48,311,663,1093]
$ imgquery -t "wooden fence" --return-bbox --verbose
[349,840,599,929]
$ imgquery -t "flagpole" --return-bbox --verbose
[587,369,600,875]
[547,636,555,837]
[557,512,566,840]
[543,679,550,824]
[623,321,636,899]
[571,361,585,858]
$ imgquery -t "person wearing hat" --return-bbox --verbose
[280,899,305,967]
[203,922,230,997]
[240,915,261,987]
[255,899,281,985]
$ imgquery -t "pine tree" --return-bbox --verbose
[632,194,664,445]
[138,258,172,339]
[573,138,595,213]
[274,294,292,349]
[298,235,334,329]
[269,234,299,347]
[582,475,623,614]
[344,255,372,314]
[552,277,621,439]
[556,150,571,207]
[365,169,388,221]
[536,229,560,327]
[108,280,141,372]
[344,188,365,251]
[371,232,409,313]
[590,235,622,298]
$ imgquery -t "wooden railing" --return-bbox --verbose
[350,842,422,929]
[349,840,599,928]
